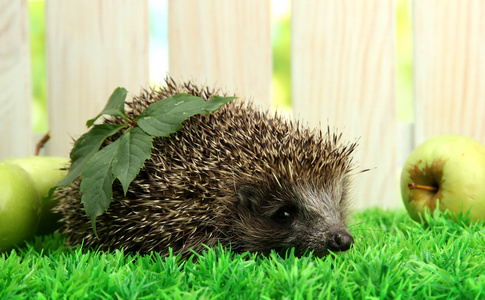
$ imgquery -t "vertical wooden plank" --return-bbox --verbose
[46,0,150,157]
[414,0,485,145]
[292,0,397,209]
[168,0,272,108]
[0,0,32,159]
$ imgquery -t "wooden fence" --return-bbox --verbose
[1,0,484,210]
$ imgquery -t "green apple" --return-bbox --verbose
[0,163,41,252]
[401,135,485,222]
[2,156,69,235]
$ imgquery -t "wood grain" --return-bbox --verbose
[413,0,485,145]
[0,0,32,159]
[46,0,150,157]
[292,0,397,208]
[168,0,272,108]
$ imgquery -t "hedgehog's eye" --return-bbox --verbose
[272,205,296,223]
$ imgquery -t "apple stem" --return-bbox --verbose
[408,182,438,192]
[35,132,51,156]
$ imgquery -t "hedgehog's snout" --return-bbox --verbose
[327,229,353,252]
[306,227,354,256]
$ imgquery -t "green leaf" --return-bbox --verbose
[66,90,236,235]
[80,139,120,236]
[202,95,238,112]
[135,93,236,137]
[111,127,153,195]
[56,123,126,187]
[86,87,128,127]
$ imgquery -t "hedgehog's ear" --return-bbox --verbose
[237,185,263,213]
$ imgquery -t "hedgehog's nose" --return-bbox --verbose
[328,230,354,252]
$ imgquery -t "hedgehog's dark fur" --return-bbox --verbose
[55,78,358,258]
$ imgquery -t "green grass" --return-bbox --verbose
[2,208,485,299]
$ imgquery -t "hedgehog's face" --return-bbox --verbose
[234,179,353,257]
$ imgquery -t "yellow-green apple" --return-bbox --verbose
[401,135,485,222]
[1,156,68,235]
[0,163,41,252]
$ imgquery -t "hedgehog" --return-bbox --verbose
[54,78,359,258]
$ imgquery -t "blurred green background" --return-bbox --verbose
[29,0,47,133]
[28,0,413,134]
